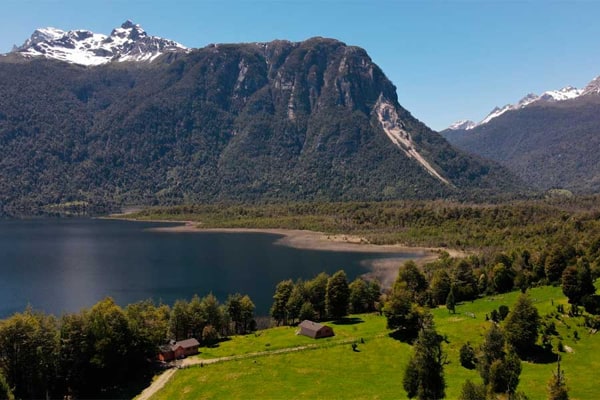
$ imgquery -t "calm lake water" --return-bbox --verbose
[0,218,417,318]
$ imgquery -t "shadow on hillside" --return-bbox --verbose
[332,317,364,325]
[388,329,418,344]
[523,345,557,364]
[203,337,232,349]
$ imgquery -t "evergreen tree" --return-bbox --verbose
[271,280,294,325]
[326,270,350,319]
[458,379,486,400]
[402,324,446,400]
[504,294,541,357]
[548,358,569,400]
[446,286,456,314]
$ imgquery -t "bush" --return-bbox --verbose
[459,342,476,369]
[498,305,510,320]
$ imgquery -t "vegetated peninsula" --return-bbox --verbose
[0,21,522,216]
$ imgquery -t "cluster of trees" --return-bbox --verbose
[0,293,255,399]
[270,270,381,325]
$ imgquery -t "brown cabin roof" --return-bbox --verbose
[161,338,200,353]
[299,320,325,333]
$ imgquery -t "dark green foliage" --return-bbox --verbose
[0,39,522,216]
[498,305,510,321]
[383,289,422,335]
[478,323,506,385]
[489,348,522,394]
[430,269,451,305]
[548,359,569,400]
[459,342,477,369]
[395,261,429,305]
[562,261,596,305]
[326,270,350,319]
[299,302,316,322]
[349,278,376,314]
[0,371,14,400]
[402,324,446,400]
[226,293,255,335]
[446,286,456,314]
[504,294,541,357]
[271,280,294,326]
[286,281,306,325]
[452,260,479,301]
[441,95,600,194]
[491,263,515,293]
[458,379,486,400]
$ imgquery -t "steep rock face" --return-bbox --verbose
[0,37,519,214]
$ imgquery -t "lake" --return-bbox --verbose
[0,218,419,318]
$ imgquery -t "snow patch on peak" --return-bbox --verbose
[582,76,600,96]
[374,95,450,185]
[447,120,476,131]
[11,21,188,66]
[539,86,582,101]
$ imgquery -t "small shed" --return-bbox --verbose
[298,320,335,339]
[158,338,200,361]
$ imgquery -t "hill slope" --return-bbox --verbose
[0,35,521,215]
[442,93,600,193]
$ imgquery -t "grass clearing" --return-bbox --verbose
[150,285,600,399]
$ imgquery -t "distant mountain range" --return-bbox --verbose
[442,76,600,193]
[0,21,522,215]
[10,20,188,65]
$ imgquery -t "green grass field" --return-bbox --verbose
[149,285,599,400]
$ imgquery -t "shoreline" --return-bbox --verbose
[127,219,465,287]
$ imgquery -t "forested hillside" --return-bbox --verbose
[0,38,521,215]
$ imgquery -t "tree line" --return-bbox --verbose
[0,292,255,399]
[270,270,381,325]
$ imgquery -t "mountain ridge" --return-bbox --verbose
[0,30,522,215]
[9,20,188,66]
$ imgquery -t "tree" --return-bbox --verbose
[430,269,451,305]
[562,260,596,305]
[0,308,58,399]
[348,278,370,314]
[305,273,328,320]
[446,286,456,314]
[201,293,223,332]
[545,246,569,283]
[383,288,422,335]
[453,260,479,301]
[169,299,190,340]
[299,301,316,321]
[478,323,505,385]
[286,282,306,324]
[548,358,569,400]
[489,347,521,395]
[396,261,428,304]
[271,279,294,325]
[226,293,255,334]
[491,263,515,293]
[326,270,350,319]
[402,324,446,400]
[458,379,486,400]
[504,294,541,357]
[459,342,476,369]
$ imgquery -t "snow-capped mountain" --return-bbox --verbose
[446,84,586,131]
[447,120,477,130]
[10,20,188,66]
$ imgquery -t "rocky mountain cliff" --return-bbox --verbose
[0,28,521,214]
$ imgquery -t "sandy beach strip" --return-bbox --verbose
[119,219,466,287]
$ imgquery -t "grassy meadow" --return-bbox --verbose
[148,284,599,400]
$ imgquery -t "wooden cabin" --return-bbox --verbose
[298,320,335,339]
[158,338,200,361]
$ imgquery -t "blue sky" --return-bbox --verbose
[1,0,600,130]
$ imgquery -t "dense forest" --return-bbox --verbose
[0,38,522,216]
[442,95,600,193]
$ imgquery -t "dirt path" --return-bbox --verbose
[135,368,176,400]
